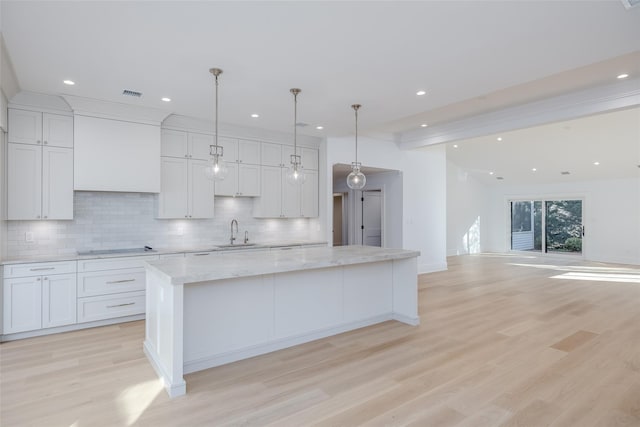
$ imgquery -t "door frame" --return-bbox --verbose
[354,188,385,247]
[505,194,586,259]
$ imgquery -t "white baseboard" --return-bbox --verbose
[418,262,448,274]
[393,313,420,326]
[1,314,145,342]
[143,340,186,398]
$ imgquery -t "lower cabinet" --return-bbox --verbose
[3,264,77,334]
[76,255,158,324]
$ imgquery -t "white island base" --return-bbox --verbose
[143,246,420,398]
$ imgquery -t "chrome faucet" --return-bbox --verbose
[230,219,238,245]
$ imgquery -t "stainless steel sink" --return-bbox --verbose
[215,243,258,249]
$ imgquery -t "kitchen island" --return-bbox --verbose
[143,245,420,397]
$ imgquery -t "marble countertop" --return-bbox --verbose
[0,241,327,265]
[146,245,421,285]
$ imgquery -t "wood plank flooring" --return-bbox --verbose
[1,254,639,426]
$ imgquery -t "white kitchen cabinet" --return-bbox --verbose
[188,133,214,160]
[215,162,260,197]
[42,273,78,328]
[8,109,73,148]
[217,137,260,164]
[260,142,317,170]
[161,129,188,158]
[282,173,301,217]
[253,166,317,218]
[3,261,77,334]
[253,166,283,217]
[158,157,214,219]
[3,277,42,334]
[8,143,73,220]
[76,255,158,324]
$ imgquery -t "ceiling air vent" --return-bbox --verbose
[561,171,571,175]
[621,0,640,9]
[122,89,143,97]
[496,176,504,180]
[296,122,309,127]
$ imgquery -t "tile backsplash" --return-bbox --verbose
[6,192,322,258]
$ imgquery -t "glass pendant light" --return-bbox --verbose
[286,88,306,185]
[347,104,366,190]
[205,67,228,181]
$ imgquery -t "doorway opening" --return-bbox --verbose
[332,193,347,246]
[358,190,382,247]
[510,199,583,255]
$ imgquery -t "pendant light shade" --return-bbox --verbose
[286,88,306,185]
[347,104,366,190]
[205,68,228,181]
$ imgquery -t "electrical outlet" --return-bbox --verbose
[25,232,34,243]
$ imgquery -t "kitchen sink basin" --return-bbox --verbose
[215,243,259,249]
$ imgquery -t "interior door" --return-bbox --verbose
[362,190,382,247]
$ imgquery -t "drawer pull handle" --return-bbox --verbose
[106,279,136,284]
[106,302,136,308]
[30,267,56,271]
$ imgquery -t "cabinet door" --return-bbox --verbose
[238,140,260,164]
[8,143,42,220]
[161,129,188,158]
[158,157,188,218]
[8,109,42,145]
[188,132,214,160]
[42,273,77,328]
[238,164,261,197]
[301,147,319,170]
[214,162,238,197]
[42,113,73,148]
[3,277,42,334]
[189,159,215,218]
[253,166,282,217]
[261,142,282,167]
[217,137,239,162]
[42,146,73,220]
[281,169,301,218]
[282,145,296,167]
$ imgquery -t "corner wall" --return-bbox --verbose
[446,160,490,256]
[325,136,447,274]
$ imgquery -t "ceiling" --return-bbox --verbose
[2,1,639,139]
[441,106,640,186]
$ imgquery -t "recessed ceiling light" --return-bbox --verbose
[63,80,75,85]
[316,126,324,130]
[453,144,458,148]
[617,73,629,79]
[416,90,426,96]
[489,171,494,175]
[161,97,171,102]
[496,137,502,141]
[593,161,600,165]
[251,114,259,118]
[421,123,428,128]
[532,168,537,172]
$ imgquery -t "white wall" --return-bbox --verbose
[484,177,640,265]
[446,160,490,256]
[325,136,447,273]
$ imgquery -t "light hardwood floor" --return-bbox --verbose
[2,254,640,426]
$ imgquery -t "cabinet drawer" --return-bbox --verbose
[77,255,159,272]
[4,260,77,278]
[77,291,145,323]
[77,268,146,297]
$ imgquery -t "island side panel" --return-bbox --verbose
[391,257,420,325]
[144,267,186,397]
[183,275,274,373]
[342,262,393,323]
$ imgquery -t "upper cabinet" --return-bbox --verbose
[8,109,73,148]
[74,115,161,193]
[7,108,74,220]
[217,137,261,164]
[261,142,318,170]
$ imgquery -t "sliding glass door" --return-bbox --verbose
[510,199,583,255]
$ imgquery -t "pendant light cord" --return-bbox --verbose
[293,90,298,157]
[355,107,358,164]
[215,73,219,147]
